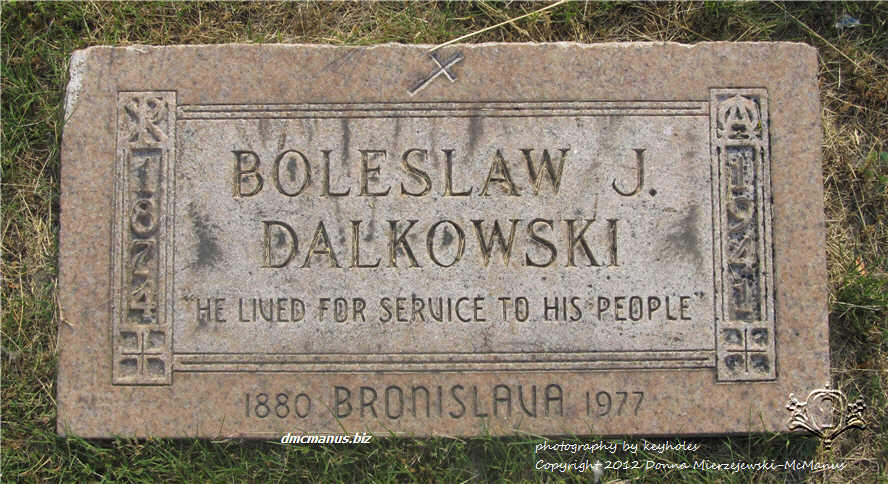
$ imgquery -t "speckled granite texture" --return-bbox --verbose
[58,43,828,438]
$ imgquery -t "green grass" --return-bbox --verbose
[2,1,887,482]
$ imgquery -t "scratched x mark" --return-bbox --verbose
[408,51,464,96]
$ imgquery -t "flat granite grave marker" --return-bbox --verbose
[58,43,829,438]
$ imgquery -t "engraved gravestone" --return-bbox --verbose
[58,43,829,438]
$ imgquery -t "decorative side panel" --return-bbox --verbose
[711,88,776,382]
[112,92,175,385]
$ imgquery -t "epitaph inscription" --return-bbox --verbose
[58,44,828,438]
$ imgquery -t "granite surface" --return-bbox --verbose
[57,42,828,438]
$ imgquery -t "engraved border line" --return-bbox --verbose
[177,101,708,120]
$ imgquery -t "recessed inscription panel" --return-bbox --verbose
[173,105,715,367]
